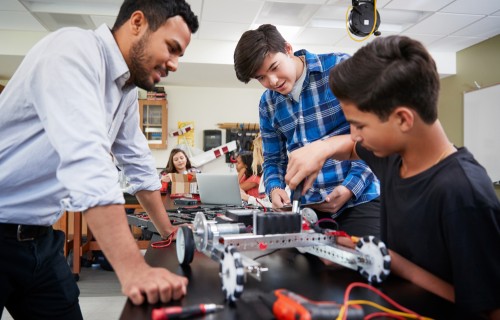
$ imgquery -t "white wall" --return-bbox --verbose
[149,85,265,173]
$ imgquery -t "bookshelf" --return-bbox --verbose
[138,99,168,149]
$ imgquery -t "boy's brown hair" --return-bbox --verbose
[234,24,287,83]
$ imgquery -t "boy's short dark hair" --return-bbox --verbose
[329,35,440,124]
[112,0,199,34]
[234,24,287,83]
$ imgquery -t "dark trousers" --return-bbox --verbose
[0,227,83,320]
[316,198,381,238]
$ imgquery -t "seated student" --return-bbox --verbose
[160,148,199,193]
[285,35,500,319]
[236,151,262,198]
[240,135,274,208]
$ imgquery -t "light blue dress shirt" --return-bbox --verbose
[0,24,161,226]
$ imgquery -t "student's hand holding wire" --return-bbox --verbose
[309,186,353,214]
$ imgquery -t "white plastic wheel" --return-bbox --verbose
[176,226,195,266]
[219,246,245,302]
[193,212,209,251]
[356,235,391,284]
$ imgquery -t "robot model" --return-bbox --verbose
[175,206,391,302]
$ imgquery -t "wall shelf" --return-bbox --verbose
[139,99,168,149]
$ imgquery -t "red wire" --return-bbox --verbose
[342,282,422,320]
[254,198,267,212]
[150,228,177,249]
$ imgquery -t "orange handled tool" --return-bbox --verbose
[261,289,364,320]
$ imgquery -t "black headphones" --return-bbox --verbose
[348,0,381,37]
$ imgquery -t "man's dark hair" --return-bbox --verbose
[112,0,199,34]
[329,35,440,124]
[234,24,287,83]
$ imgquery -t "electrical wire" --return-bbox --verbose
[150,228,178,249]
[254,197,267,212]
[315,217,339,230]
[336,282,433,320]
[253,249,280,261]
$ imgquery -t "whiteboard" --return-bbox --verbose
[463,84,500,183]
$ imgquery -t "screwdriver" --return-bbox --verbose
[151,304,224,320]
[291,180,304,214]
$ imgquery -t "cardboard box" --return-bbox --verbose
[170,173,198,195]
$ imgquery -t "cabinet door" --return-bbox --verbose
[138,99,168,149]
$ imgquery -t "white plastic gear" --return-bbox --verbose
[356,235,391,284]
[219,246,245,302]
[300,207,318,224]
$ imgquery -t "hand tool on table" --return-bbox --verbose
[151,303,224,320]
[260,289,364,320]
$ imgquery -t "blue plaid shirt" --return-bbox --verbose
[259,49,380,214]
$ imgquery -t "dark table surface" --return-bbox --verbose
[120,196,456,320]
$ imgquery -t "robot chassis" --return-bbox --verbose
[175,208,391,302]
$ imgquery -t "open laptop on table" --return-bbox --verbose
[196,173,243,206]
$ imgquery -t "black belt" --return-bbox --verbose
[0,223,52,241]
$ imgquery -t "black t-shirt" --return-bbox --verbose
[357,145,500,316]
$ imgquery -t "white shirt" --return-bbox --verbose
[0,24,160,225]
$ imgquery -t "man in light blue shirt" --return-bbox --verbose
[0,0,198,318]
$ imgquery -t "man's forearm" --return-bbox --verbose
[84,205,148,280]
[135,189,174,238]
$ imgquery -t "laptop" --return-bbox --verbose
[196,173,243,206]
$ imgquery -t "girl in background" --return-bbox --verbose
[239,135,275,208]
[236,151,261,198]
[160,148,199,193]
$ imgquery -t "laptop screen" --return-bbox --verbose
[196,173,242,206]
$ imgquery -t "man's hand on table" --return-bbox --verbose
[120,262,188,305]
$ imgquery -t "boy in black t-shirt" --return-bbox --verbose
[285,35,500,319]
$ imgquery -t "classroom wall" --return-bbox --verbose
[148,85,265,173]
[438,34,500,198]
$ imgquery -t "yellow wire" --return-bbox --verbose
[345,0,378,42]
[336,300,434,320]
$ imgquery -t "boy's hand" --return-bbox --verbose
[309,186,353,214]
[271,188,291,210]
[286,140,329,191]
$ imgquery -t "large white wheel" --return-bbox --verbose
[219,246,245,302]
[356,235,391,284]
[176,226,195,266]
[193,212,209,251]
